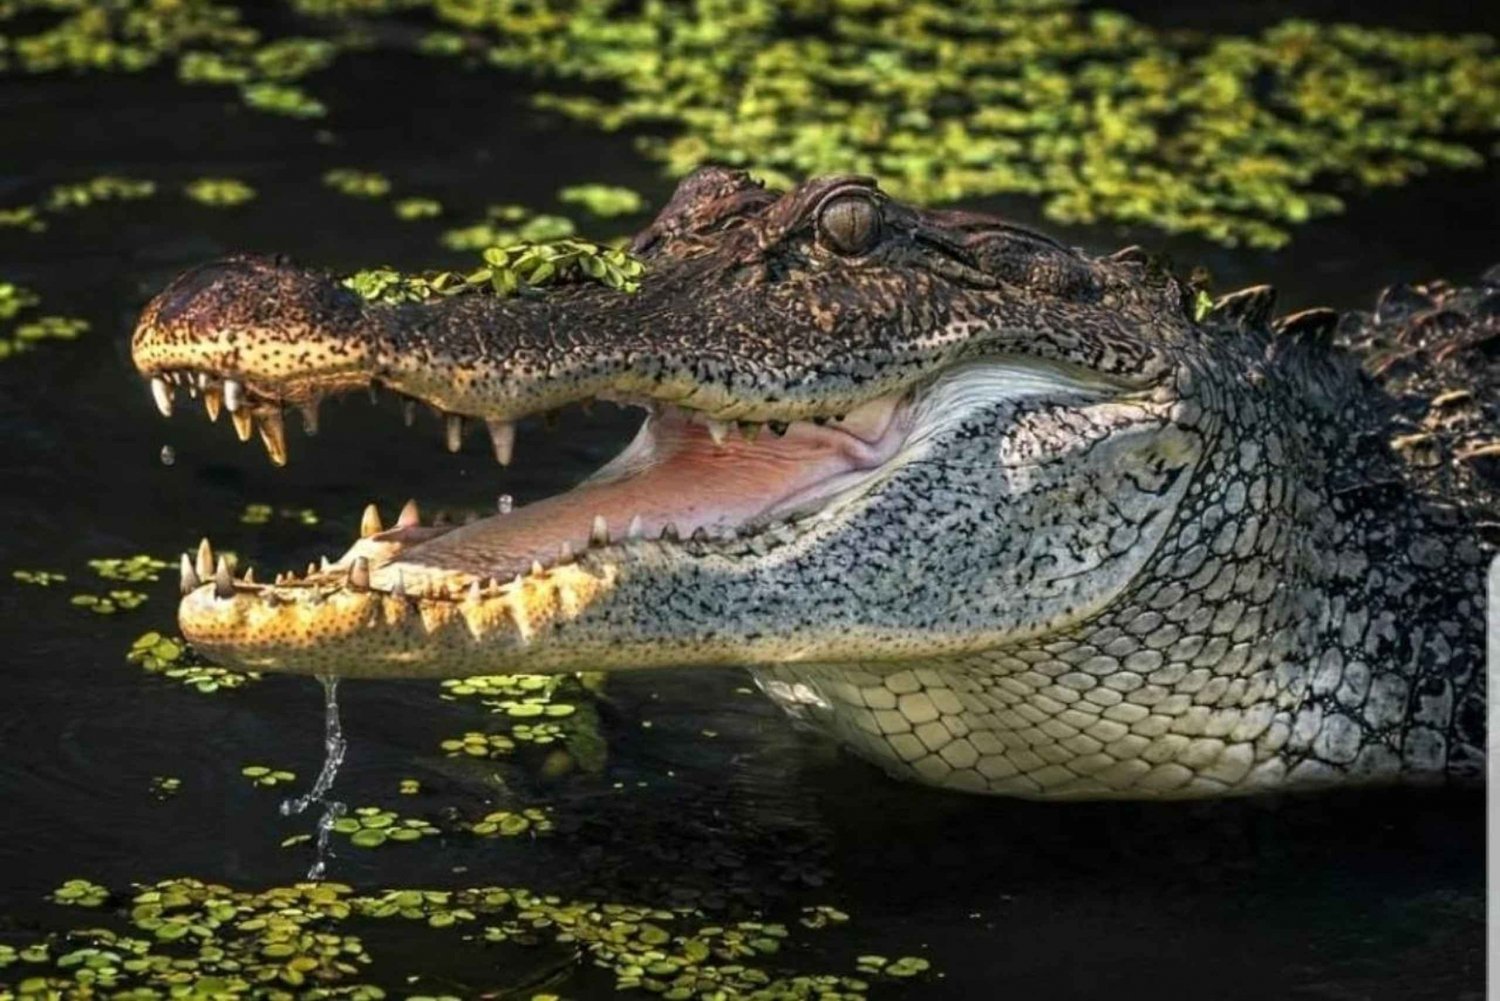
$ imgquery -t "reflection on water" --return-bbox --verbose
[0,8,1491,1000]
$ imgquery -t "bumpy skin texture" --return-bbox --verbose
[132,168,1497,799]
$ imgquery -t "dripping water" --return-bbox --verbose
[280,673,347,880]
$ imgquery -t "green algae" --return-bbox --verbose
[11,570,66,587]
[69,590,148,614]
[393,196,442,220]
[149,775,182,800]
[89,555,170,583]
[240,503,320,526]
[330,807,439,847]
[322,168,392,199]
[242,765,299,788]
[559,183,646,218]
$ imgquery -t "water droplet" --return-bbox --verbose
[497,494,514,514]
[159,445,176,466]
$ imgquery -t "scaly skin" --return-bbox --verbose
[132,168,1497,799]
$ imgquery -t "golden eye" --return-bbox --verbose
[818,195,880,255]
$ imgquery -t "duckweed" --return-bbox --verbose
[88,555,170,583]
[50,880,109,908]
[127,630,261,693]
[331,807,439,847]
[323,168,393,199]
[440,731,515,758]
[558,183,645,218]
[239,502,318,525]
[341,239,646,305]
[149,776,182,800]
[241,765,298,788]
[0,283,40,320]
[184,177,257,206]
[45,176,155,211]
[11,569,66,586]
[0,284,87,361]
[467,806,553,838]
[70,590,148,614]
[398,778,421,795]
[394,196,443,220]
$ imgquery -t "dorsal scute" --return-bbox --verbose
[1208,284,1277,330]
[1273,307,1340,344]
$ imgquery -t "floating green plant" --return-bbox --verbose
[558,183,645,218]
[11,315,88,343]
[184,177,257,206]
[440,209,576,252]
[398,777,421,795]
[467,806,553,838]
[323,168,392,199]
[0,283,40,320]
[341,239,646,305]
[45,176,155,211]
[439,730,515,758]
[88,554,170,583]
[70,590,148,614]
[149,775,182,800]
[11,569,66,586]
[394,196,443,220]
[50,880,109,908]
[0,207,45,232]
[239,502,318,525]
[331,806,439,847]
[127,631,261,693]
[241,765,298,788]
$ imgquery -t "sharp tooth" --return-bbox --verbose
[214,556,234,598]
[497,494,514,514]
[530,560,545,577]
[179,553,199,595]
[768,420,789,436]
[306,562,318,577]
[258,409,288,466]
[360,503,383,538]
[590,515,609,546]
[299,400,320,435]
[196,538,215,580]
[511,574,524,590]
[660,522,680,541]
[738,421,760,442]
[397,499,421,528]
[402,400,417,427]
[706,419,730,447]
[241,567,256,584]
[231,409,255,442]
[194,372,209,390]
[204,387,223,422]
[557,540,574,563]
[690,526,709,541]
[445,414,464,452]
[150,377,174,417]
[486,419,515,466]
[223,379,244,413]
[627,514,644,540]
[349,557,370,590]
[466,580,482,603]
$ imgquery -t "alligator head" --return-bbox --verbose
[132,167,1492,797]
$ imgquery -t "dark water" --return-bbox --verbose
[0,8,1492,999]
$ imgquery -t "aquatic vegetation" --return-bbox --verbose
[11,569,66,586]
[69,590,148,614]
[439,730,515,758]
[3,1,1493,245]
[88,555,169,583]
[398,778,421,795]
[341,239,646,304]
[0,207,45,232]
[439,209,577,251]
[239,502,320,526]
[184,177,257,206]
[559,183,646,218]
[127,630,261,693]
[149,775,182,800]
[45,176,156,211]
[466,806,553,837]
[241,765,298,788]
[393,196,443,220]
[856,955,932,978]
[10,315,88,343]
[323,168,392,199]
[0,283,39,320]
[330,806,438,847]
[1,282,89,360]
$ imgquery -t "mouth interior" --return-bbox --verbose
[373,395,910,591]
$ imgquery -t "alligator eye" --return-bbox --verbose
[818,195,880,256]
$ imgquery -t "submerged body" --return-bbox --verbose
[132,169,1496,799]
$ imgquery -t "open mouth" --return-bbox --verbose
[146,366,912,604]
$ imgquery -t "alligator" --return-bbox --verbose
[131,167,1497,799]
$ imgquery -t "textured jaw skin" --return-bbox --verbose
[135,167,1496,799]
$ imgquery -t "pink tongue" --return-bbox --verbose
[376,421,867,585]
